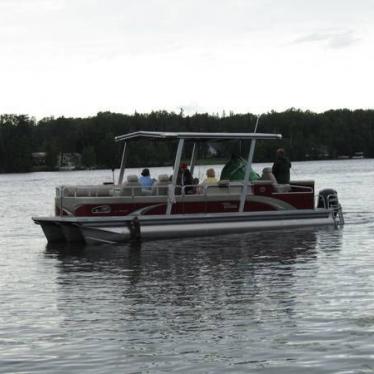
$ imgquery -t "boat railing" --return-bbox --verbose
[283,184,313,193]
[197,182,244,196]
[57,180,314,199]
[59,185,117,198]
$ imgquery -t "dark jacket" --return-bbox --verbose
[176,168,194,194]
[272,156,291,184]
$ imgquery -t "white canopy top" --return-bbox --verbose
[115,131,282,142]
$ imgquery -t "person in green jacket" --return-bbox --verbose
[220,153,259,181]
[272,148,291,184]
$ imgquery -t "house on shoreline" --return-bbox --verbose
[32,152,82,171]
[57,152,82,171]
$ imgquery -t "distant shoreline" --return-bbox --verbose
[1,110,371,173]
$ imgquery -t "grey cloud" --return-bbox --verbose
[293,33,332,43]
[293,30,360,49]
[328,31,361,49]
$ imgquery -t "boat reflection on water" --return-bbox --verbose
[45,226,343,287]
[44,227,344,360]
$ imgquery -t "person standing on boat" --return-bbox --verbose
[272,148,291,184]
[139,168,155,188]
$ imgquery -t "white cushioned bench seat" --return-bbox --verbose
[121,175,142,196]
[153,174,170,195]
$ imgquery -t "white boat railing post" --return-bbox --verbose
[239,139,256,212]
[118,142,127,184]
[166,138,184,215]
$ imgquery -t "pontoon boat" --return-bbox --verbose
[33,131,344,244]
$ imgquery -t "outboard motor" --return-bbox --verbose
[317,188,344,226]
[318,188,338,210]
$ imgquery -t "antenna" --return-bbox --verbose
[253,114,261,133]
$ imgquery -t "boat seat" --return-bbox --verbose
[204,184,221,195]
[62,186,94,197]
[205,181,242,195]
[228,181,244,194]
[260,167,277,183]
[260,168,291,193]
[121,175,142,196]
[95,185,114,197]
[75,187,92,197]
[153,174,170,195]
[63,187,76,197]
[141,188,153,195]
[274,184,291,193]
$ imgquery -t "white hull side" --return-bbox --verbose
[33,209,337,245]
[81,215,334,245]
[34,209,335,245]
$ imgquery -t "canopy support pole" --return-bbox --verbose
[189,143,197,176]
[118,143,127,184]
[166,139,184,215]
[239,139,256,212]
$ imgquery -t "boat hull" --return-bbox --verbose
[33,209,336,245]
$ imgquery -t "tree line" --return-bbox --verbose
[0,108,373,173]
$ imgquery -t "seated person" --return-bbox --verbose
[203,168,218,184]
[139,168,155,189]
[220,153,259,182]
[176,163,194,194]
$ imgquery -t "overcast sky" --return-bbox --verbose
[0,0,373,119]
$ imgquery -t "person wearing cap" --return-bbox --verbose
[272,148,291,184]
[177,163,194,194]
[139,168,155,189]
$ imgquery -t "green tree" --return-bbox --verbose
[81,146,96,168]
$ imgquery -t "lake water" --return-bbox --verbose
[0,159,374,373]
